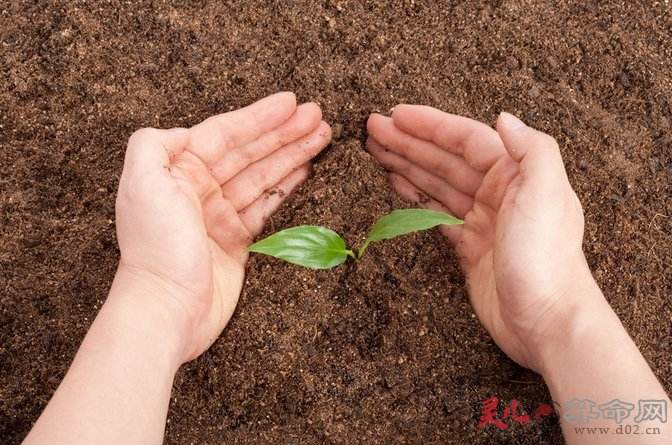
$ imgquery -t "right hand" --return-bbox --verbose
[367,107,597,372]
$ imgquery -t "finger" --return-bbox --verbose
[366,137,473,218]
[389,173,463,245]
[121,128,190,200]
[367,113,483,195]
[239,165,311,237]
[171,150,221,201]
[474,154,520,211]
[124,127,189,176]
[391,105,507,172]
[210,102,322,184]
[187,92,297,166]
[202,192,251,264]
[222,121,331,211]
[496,112,569,193]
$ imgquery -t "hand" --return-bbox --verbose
[367,107,597,372]
[114,92,331,363]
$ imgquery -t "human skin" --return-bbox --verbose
[367,108,671,444]
[22,92,332,445]
[22,94,670,444]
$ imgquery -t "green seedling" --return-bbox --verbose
[248,208,463,269]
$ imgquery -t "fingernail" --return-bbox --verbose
[499,112,527,130]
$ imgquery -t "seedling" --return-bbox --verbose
[248,208,463,269]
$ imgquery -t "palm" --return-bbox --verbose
[116,93,331,360]
[460,170,538,367]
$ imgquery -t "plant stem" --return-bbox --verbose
[357,241,370,259]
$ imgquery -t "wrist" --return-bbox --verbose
[534,276,620,379]
[107,263,195,369]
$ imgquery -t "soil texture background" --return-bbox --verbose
[1,1,671,444]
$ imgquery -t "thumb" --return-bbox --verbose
[120,127,190,195]
[124,127,190,176]
[496,112,569,188]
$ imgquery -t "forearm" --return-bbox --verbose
[539,279,671,444]
[23,271,184,445]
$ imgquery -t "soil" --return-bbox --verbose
[1,1,671,444]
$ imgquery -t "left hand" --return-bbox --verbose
[114,92,331,363]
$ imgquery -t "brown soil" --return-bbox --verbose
[1,1,671,444]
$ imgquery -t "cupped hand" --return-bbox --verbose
[115,92,331,363]
[366,107,593,372]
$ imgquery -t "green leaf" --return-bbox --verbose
[359,208,463,257]
[248,225,354,270]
